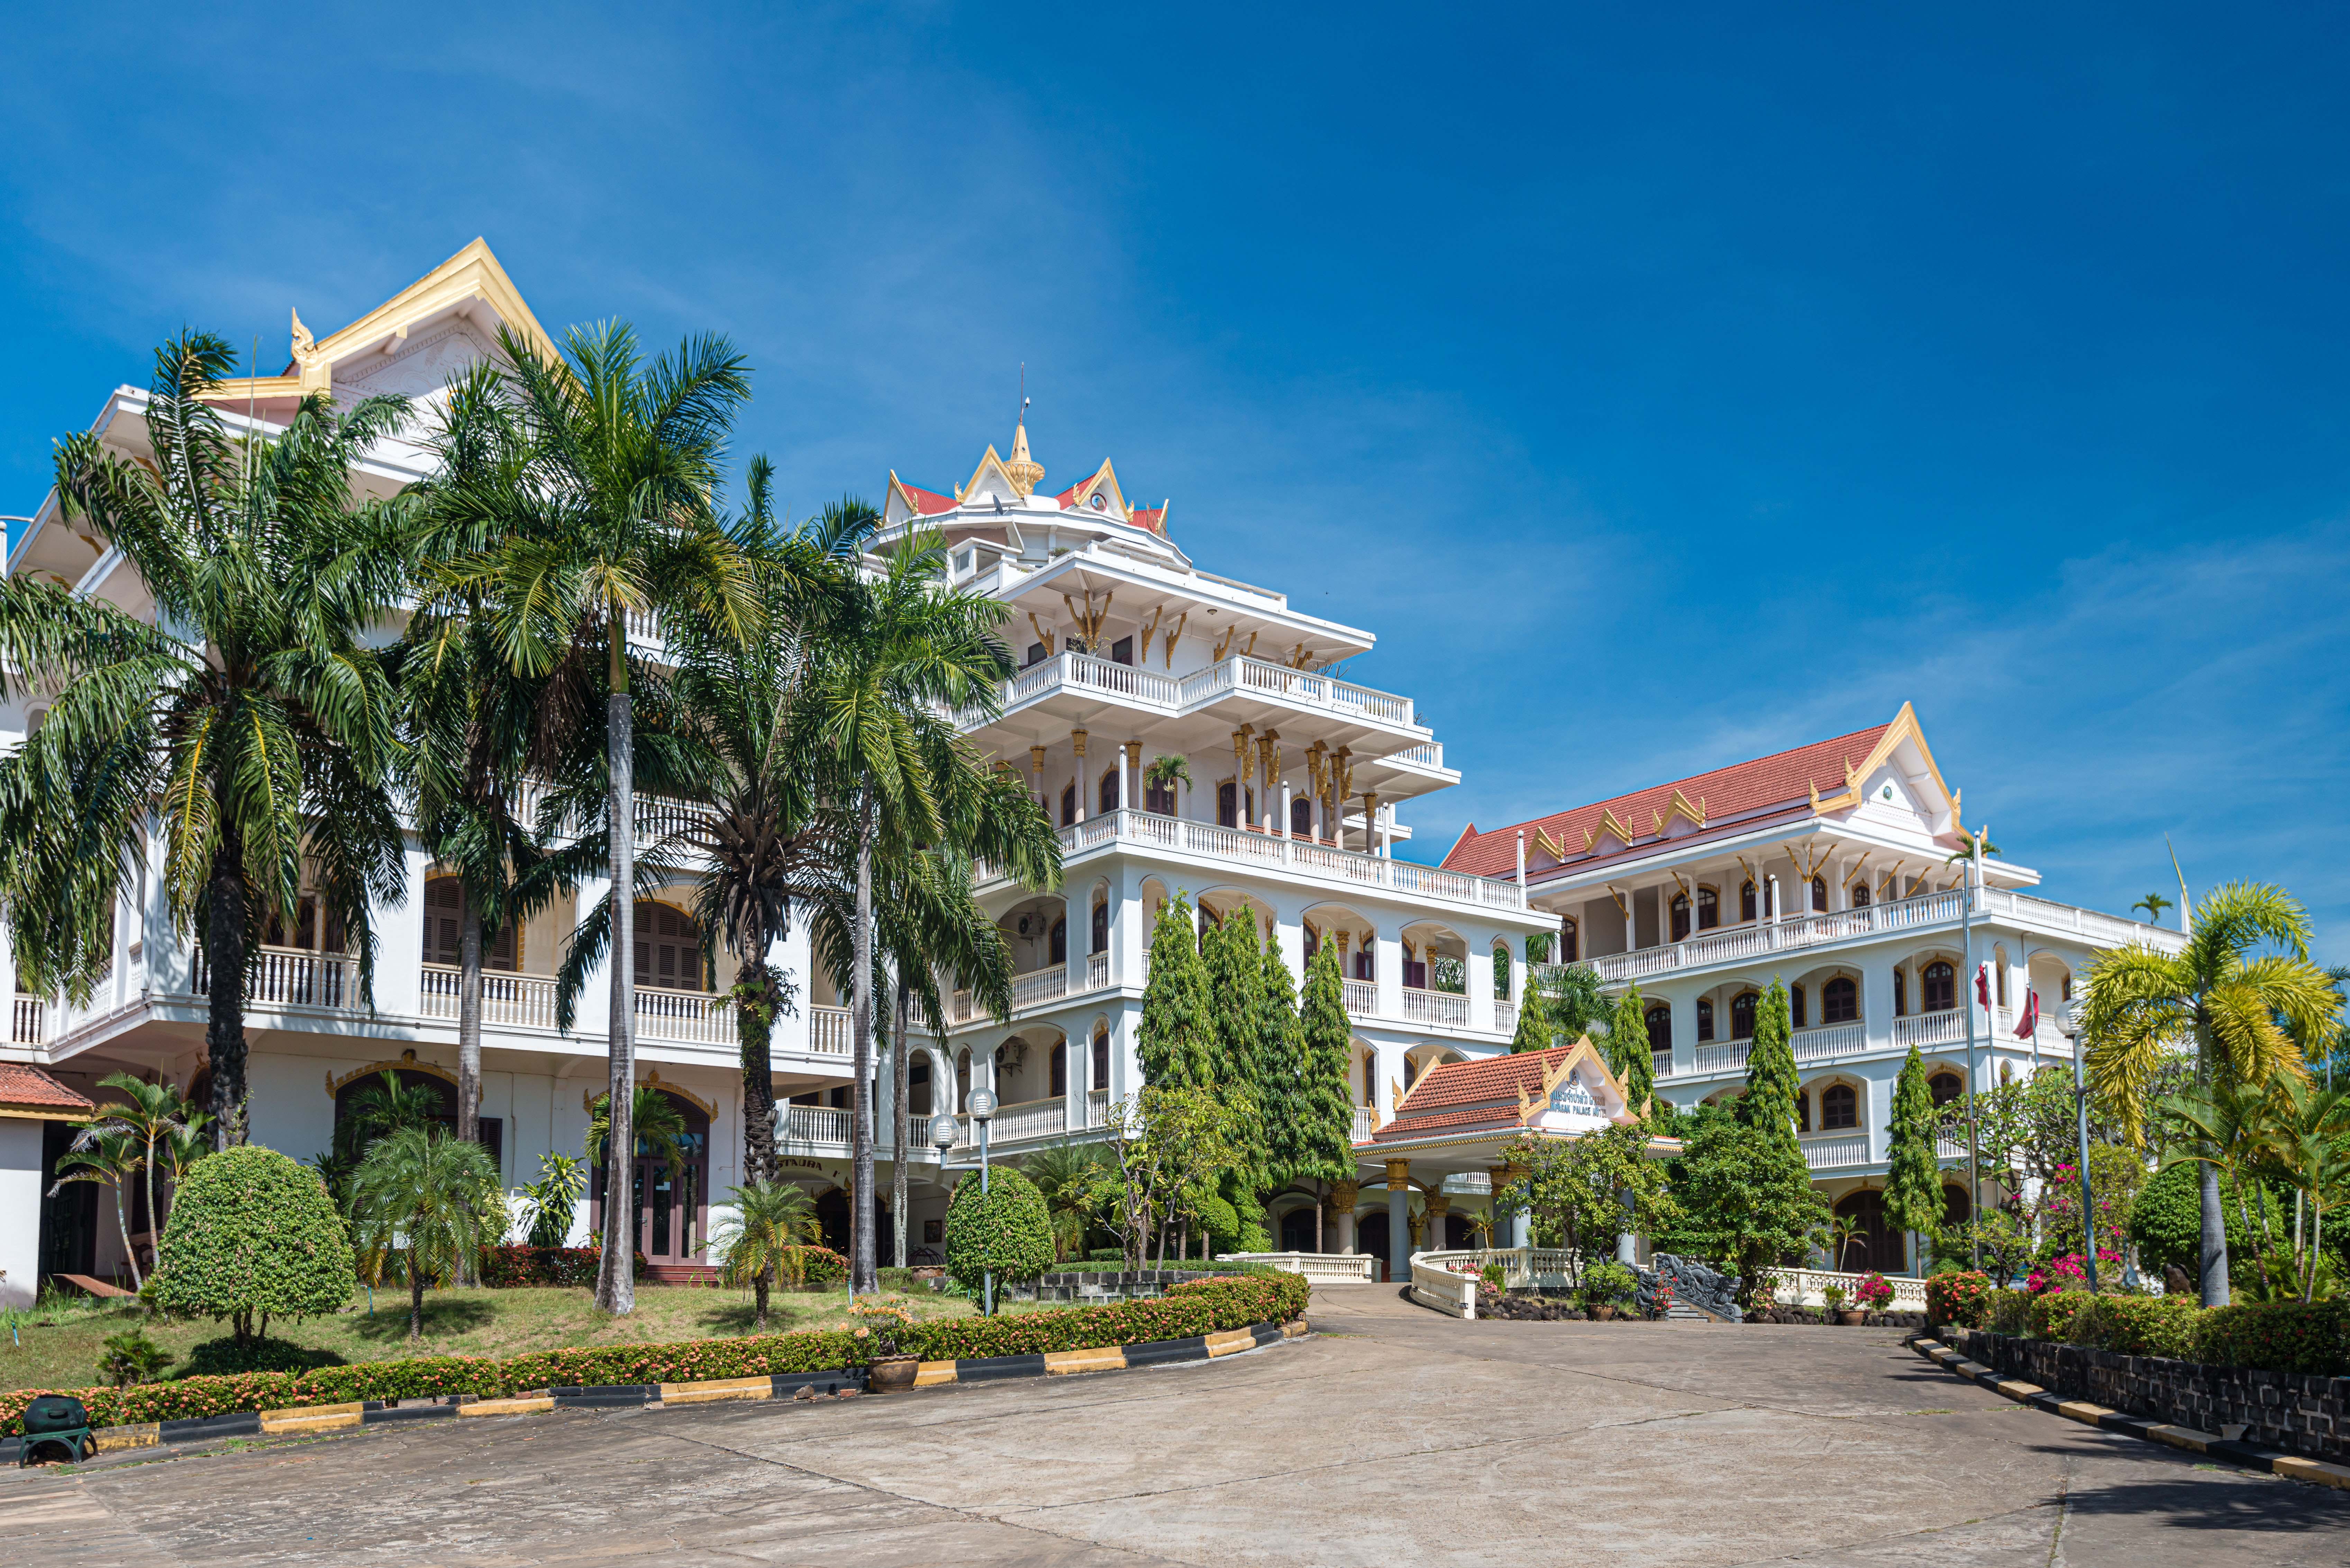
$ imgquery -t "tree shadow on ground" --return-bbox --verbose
[348,1292,500,1343]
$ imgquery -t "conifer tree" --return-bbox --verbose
[1202,906,1270,1196]
[1287,940,1358,1252]
[1882,1044,1941,1273]
[1740,982,1801,1134]
[1606,985,1648,1079]
[1681,978,1825,1305]
[1258,923,1303,1175]
[1138,892,1213,1089]
[1510,986,1555,1054]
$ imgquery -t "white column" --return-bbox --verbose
[1379,805,1393,859]
[1469,945,1494,1033]
[1281,780,1293,840]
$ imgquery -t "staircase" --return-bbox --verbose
[1663,1303,1716,1322]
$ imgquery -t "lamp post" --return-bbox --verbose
[2060,1001,2098,1292]
[967,1088,997,1314]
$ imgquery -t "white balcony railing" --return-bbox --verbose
[957,1095,1067,1145]
[418,965,557,1030]
[1402,988,1469,1027]
[248,948,356,1010]
[1352,1105,1381,1141]
[1494,999,1518,1036]
[1003,652,1423,734]
[1791,1022,1866,1062]
[1937,1136,1970,1160]
[1009,651,1179,709]
[808,1003,851,1055]
[1693,1040,1750,1074]
[1341,979,1378,1016]
[991,809,1525,913]
[12,995,45,1045]
[1011,967,1067,1011]
[1087,951,1109,991]
[633,985,731,1045]
[1385,740,1445,770]
[1803,1134,1872,1170]
[779,1103,851,1146]
[1893,1010,1968,1048]
[1770,1267,1930,1310]
[1084,1089,1109,1128]
[1650,1047,1674,1080]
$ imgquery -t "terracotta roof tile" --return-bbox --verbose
[899,483,958,516]
[1442,722,1892,879]
[0,1064,94,1113]
[1392,1044,1586,1114]
[1365,1104,1522,1142]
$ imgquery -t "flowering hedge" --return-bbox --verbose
[1925,1271,1991,1328]
[2067,1294,2203,1359]
[2025,1290,2096,1342]
[780,1246,846,1286]
[1,1271,1312,1437]
[477,1247,650,1287]
[2191,1299,2350,1377]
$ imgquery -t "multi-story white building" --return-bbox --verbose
[0,240,2187,1303]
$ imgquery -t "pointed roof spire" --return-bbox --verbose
[1005,368,1044,497]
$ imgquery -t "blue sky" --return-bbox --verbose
[4,6,2347,953]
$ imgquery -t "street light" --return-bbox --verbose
[966,1088,997,1315]
[2059,1000,2099,1292]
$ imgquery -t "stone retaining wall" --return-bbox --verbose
[1949,1327,2350,1463]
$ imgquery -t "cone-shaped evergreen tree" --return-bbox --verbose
[1606,984,1647,1078]
[1138,892,1213,1089]
[1290,939,1358,1253]
[1882,1044,1941,1272]
[1687,977,1825,1302]
[1510,984,1555,1054]
[1740,982,1801,1135]
[1203,904,1270,1192]
[1258,923,1303,1174]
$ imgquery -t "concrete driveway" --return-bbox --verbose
[5,1285,2347,1566]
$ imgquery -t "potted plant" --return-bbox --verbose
[851,1295,922,1392]
[1821,1281,1852,1323]
[1852,1273,1894,1321]
[1582,1260,1636,1320]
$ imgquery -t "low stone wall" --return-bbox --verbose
[1949,1327,2350,1464]
[1008,1270,1226,1304]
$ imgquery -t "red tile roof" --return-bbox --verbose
[0,1064,93,1114]
[1442,722,1892,879]
[1396,1045,1582,1114]
[899,484,958,516]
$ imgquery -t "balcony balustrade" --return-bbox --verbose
[1803,1134,1872,1170]
[633,985,732,1046]
[1352,1105,1381,1142]
[1937,1136,1970,1160]
[1087,951,1109,991]
[1341,979,1378,1016]
[1402,988,1469,1027]
[12,995,44,1045]
[1085,1089,1110,1128]
[1494,998,1517,1036]
[808,1003,851,1055]
[955,1095,1067,1145]
[1011,967,1067,1011]
[1651,1048,1673,1080]
[995,651,1430,741]
[778,1103,851,1147]
[1892,1010,1968,1048]
[419,965,557,1030]
[995,808,1525,913]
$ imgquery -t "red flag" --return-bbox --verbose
[2016,990,2039,1039]
[1976,963,1992,1009]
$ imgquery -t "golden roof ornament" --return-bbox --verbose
[1005,405,1044,498]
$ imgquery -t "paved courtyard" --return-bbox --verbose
[7,1287,2349,1566]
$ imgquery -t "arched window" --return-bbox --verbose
[1092,1028,1110,1091]
[1730,991,1758,1040]
[1696,998,1715,1042]
[1051,1039,1068,1098]
[634,902,703,991]
[1145,767,1177,815]
[1099,768,1120,816]
[1810,875,1827,912]
[1696,886,1719,930]
[1670,893,1691,942]
[1850,882,1870,908]
[1822,976,1858,1024]
[909,1056,932,1117]
[1061,782,1077,827]
[1894,970,1907,1016]
[1091,900,1108,955]
[1643,1003,1672,1053]
[423,877,513,970]
[1790,984,1808,1029]
[1942,1183,1973,1225]
[1291,796,1312,837]
[1493,944,1512,999]
[1922,961,1956,1012]
[1929,1070,1963,1106]
[1740,879,1757,922]
[1821,1082,1858,1129]
[956,1049,972,1107]
[1559,919,1578,962]
[1050,917,1068,966]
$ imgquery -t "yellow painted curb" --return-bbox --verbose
[259,1400,362,1424]
[2274,1456,2350,1490]
[1043,1347,1126,1377]
[660,1375,772,1406]
[259,1411,360,1435]
[2056,1400,2116,1426]
[1281,1320,1310,1340]
[914,1361,958,1388]
[1953,1360,1993,1378]
[457,1398,555,1418]
[1993,1381,2044,1401]
[91,1423,158,1453]
[2147,1424,2214,1453]
[1204,1328,1256,1358]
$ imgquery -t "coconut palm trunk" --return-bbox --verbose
[850,792,876,1294]
[738,945,779,1186]
[205,833,248,1149]
[597,629,637,1315]
[893,973,912,1270]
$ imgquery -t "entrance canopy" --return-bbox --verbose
[1354,1038,1680,1183]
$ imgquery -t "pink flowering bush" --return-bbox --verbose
[2023,1250,2121,1295]
[1853,1273,1894,1311]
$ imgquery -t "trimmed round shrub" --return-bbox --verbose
[2128,1161,2283,1280]
[1926,1269,1992,1329]
[944,1167,1055,1301]
[151,1145,356,1340]
[780,1245,846,1287]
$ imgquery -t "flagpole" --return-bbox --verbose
[1962,829,1982,1271]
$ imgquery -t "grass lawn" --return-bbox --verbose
[0,1281,1054,1394]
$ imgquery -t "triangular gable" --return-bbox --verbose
[1802,703,1955,831]
[1509,1036,1640,1126]
[887,471,958,524]
[961,444,1027,504]
[1057,458,1129,519]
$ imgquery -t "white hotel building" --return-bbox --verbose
[0,242,2186,1301]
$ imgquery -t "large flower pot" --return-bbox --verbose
[1836,1310,1867,1326]
[866,1355,920,1393]
[1590,1305,1618,1321]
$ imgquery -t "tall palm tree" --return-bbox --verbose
[2083,882,2340,1305]
[49,1128,146,1289]
[432,322,757,1314]
[0,334,411,1146]
[706,1179,825,1329]
[794,524,1058,1292]
[346,1126,504,1341]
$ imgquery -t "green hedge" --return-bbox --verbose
[2190,1299,2350,1376]
[1959,1291,2350,1377]
[2025,1291,2095,1342]
[3,1273,1311,1438]
[1925,1271,1991,1328]
[2067,1294,2204,1359]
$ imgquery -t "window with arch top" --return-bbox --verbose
[1739,879,1757,922]
[1696,997,1715,1042]
[1092,1028,1110,1091]
[1810,875,1827,912]
[1061,782,1077,827]
[1922,961,1956,1012]
[1850,882,1870,908]
[1643,1002,1672,1053]
[1090,900,1108,955]
[1145,769,1177,815]
[1696,886,1719,930]
[1670,893,1691,941]
[1929,1070,1963,1106]
[1822,975,1858,1024]
[1820,1082,1858,1129]
[1099,768,1120,816]
[1730,990,1758,1041]
[1559,918,1578,962]
[1050,917,1068,966]
[1291,795,1312,837]
[1790,983,1808,1029]
[423,878,510,969]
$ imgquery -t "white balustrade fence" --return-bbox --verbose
[1351,1106,1381,1142]
[418,966,557,1030]
[1402,988,1469,1027]
[1084,1089,1110,1128]
[778,1103,851,1147]
[1494,999,1518,1035]
[1341,979,1378,1016]
[1894,1010,1969,1048]
[634,985,732,1045]
[1012,968,1067,1011]
[1791,1022,1866,1062]
[1770,1267,1931,1311]
[1221,1252,1376,1283]
[1803,1134,1872,1170]
[955,1096,1068,1146]
[808,1004,851,1055]
[1650,1048,1674,1080]
[11,996,44,1045]
[1087,951,1109,991]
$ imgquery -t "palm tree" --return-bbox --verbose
[346,1126,504,1341]
[1023,1141,1110,1260]
[333,1070,445,1163]
[794,525,1058,1292]
[0,334,412,1147]
[584,1083,692,1178]
[2083,882,2340,1305]
[2134,892,2175,925]
[2239,1074,2350,1303]
[155,1108,211,1233]
[49,1128,145,1289]
[83,1073,196,1276]
[705,1179,824,1329]
[431,321,758,1314]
